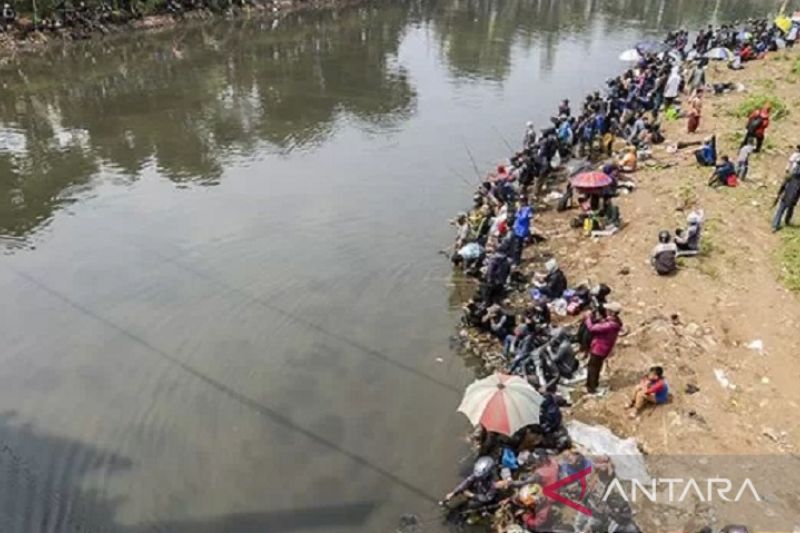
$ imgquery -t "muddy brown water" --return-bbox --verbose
[0,0,775,531]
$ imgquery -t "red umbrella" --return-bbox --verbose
[570,171,613,190]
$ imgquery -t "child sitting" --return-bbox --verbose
[628,366,669,418]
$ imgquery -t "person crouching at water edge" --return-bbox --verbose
[583,302,623,394]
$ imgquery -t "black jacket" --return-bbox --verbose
[541,269,568,298]
[779,175,800,205]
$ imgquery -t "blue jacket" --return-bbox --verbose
[513,206,533,238]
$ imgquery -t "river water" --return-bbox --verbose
[0,0,773,531]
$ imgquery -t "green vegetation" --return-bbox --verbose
[725,130,744,145]
[734,94,789,121]
[793,58,800,75]
[777,228,800,292]
[756,78,777,91]
[677,174,698,210]
[699,217,720,258]
[14,0,251,20]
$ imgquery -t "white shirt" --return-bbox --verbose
[787,152,800,173]
[737,144,755,164]
[664,72,681,98]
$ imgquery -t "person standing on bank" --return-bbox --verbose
[584,302,623,394]
[772,170,800,232]
[741,104,770,152]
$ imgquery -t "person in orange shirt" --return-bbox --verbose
[619,146,637,173]
[687,90,703,133]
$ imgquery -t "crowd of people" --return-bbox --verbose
[444,13,799,533]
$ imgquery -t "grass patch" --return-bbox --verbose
[699,217,721,258]
[725,131,744,145]
[676,174,698,210]
[756,78,777,91]
[793,59,800,75]
[734,94,789,121]
[777,227,800,291]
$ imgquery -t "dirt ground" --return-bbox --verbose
[530,49,800,458]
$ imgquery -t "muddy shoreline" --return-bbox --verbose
[445,18,800,531]
[0,0,364,55]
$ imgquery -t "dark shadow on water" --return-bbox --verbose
[0,410,380,533]
[126,503,379,533]
[0,410,129,533]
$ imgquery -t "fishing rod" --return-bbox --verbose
[462,140,484,182]
[492,124,515,153]
[446,163,479,190]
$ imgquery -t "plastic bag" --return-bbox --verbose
[502,447,519,470]
[566,421,650,481]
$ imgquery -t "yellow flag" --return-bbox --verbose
[776,15,792,33]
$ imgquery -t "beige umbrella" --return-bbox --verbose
[457,374,543,436]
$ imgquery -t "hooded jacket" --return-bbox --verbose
[584,315,622,358]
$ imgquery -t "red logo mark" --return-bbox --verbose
[542,467,593,516]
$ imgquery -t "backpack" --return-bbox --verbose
[747,115,763,134]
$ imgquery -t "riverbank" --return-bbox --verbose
[451,36,800,531]
[0,0,362,55]
[546,49,800,458]
[463,47,800,454]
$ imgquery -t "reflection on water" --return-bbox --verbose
[0,0,772,246]
[0,3,417,245]
[0,1,775,532]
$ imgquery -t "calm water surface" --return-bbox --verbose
[0,0,775,531]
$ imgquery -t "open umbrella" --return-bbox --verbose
[570,171,613,190]
[635,40,669,55]
[457,374,543,436]
[705,47,733,60]
[619,48,641,62]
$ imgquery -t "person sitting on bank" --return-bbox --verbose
[619,146,638,173]
[694,136,716,167]
[532,258,567,300]
[708,155,737,187]
[675,211,703,254]
[628,366,669,418]
[651,230,678,275]
[483,304,514,341]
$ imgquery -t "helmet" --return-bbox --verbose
[473,456,495,479]
[658,230,671,243]
[719,526,750,533]
[687,212,701,225]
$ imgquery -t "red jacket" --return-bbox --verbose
[748,109,770,136]
[584,315,622,358]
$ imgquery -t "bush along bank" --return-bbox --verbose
[438,13,800,533]
[0,0,362,52]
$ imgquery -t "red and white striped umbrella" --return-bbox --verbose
[457,374,543,436]
[570,171,613,190]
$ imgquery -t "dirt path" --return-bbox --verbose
[534,49,800,457]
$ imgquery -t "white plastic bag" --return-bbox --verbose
[566,420,650,481]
